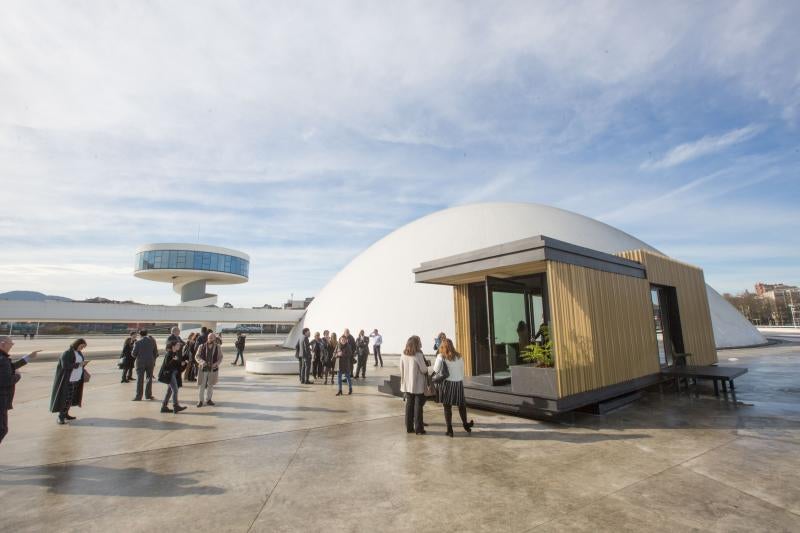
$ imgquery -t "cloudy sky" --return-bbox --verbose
[1,1,798,307]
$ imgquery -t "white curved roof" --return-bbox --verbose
[287,203,765,353]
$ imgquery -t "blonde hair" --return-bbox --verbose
[403,335,422,356]
[439,338,461,361]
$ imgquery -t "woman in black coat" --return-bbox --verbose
[334,335,354,396]
[50,338,89,425]
[120,332,136,383]
[159,340,187,414]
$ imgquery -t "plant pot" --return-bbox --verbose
[510,364,558,399]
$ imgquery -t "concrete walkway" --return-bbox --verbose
[1,342,799,532]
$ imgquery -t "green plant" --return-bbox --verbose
[520,325,554,368]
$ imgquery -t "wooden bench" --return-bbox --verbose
[661,365,748,396]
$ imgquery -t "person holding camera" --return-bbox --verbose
[0,336,40,444]
[195,333,223,407]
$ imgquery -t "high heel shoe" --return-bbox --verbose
[446,427,454,438]
[463,420,474,433]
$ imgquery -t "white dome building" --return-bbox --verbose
[288,203,764,354]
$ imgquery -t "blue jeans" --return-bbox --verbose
[233,349,245,365]
[338,368,352,393]
[162,371,179,408]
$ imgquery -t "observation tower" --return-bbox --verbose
[134,243,250,328]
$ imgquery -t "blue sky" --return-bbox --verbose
[1,1,798,307]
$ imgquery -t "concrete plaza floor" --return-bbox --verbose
[1,340,799,532]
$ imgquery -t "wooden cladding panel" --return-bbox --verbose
[617,250,717,366]
[547,261,660,397]
[453,284,473,376]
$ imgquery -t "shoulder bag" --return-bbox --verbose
[432,358,449,384]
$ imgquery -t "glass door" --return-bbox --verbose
[486,277,531,385]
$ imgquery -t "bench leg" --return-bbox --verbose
[722,380,727,394]
[730,379,735,391]
[713,380,719,396]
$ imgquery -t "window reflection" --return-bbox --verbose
[134,250,248,277]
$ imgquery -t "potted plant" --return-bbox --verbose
[511,325,558,398]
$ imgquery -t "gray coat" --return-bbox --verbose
[400,352,430,395]
[132,336,158,368]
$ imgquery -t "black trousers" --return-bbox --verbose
[0,407,8,444]
[443,404,469,430]
[355,354,367,378]
[60,382,79,418]
[300,357,312,383]
[405,393,425,433]
[373,345,383,366]
[135,364,154,399]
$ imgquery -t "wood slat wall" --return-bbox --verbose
[547,261,660,397]
[617,250,717,366]
[453,284,473,376]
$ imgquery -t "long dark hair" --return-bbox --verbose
[70,338,87,351]
[403,335,422,356]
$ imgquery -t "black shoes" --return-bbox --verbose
[463,420,474,433]
[336,391,343,396]
[206,400,215,406]
[347,390,352,395]
[64,414,76,421]
[145,396,154,400]
[174,405,187,414]
[160,406,172,413]
[197,402,203,407]
[415,430,427,435]
[57,417,66,425]
[132,397,142,401]
[446,428,454,438]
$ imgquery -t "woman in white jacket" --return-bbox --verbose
[399,335,431,435]
[434,338,474,437]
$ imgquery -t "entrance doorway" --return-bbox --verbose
[650,285,684,366]
[468,274,548,385]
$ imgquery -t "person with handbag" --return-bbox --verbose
[399,335,432,435]
[195,333,223,407]
[232,333,247,366]
[119,332,137,383]
[433,338,474,437]
[158,340,188,414]
[50,338,90,425]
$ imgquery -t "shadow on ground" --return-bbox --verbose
[0,464,225,496]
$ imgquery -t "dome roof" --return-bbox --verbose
[288,203,765,353]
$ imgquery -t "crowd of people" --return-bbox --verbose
[0,324,474,443]
[294,328,383,395]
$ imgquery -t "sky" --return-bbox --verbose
[1,1,798,307]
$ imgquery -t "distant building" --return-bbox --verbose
[754,282,800,326]
[283,297,314,310]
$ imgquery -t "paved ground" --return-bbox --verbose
[1,339,799,532]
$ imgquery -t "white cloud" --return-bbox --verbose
[641,125,764,170]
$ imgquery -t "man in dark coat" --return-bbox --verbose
[0,336,40,444]
[296,328,312,384]
[132,329,159,401]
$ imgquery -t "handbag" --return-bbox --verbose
[432,358,449,384]
[424,374,436,398]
